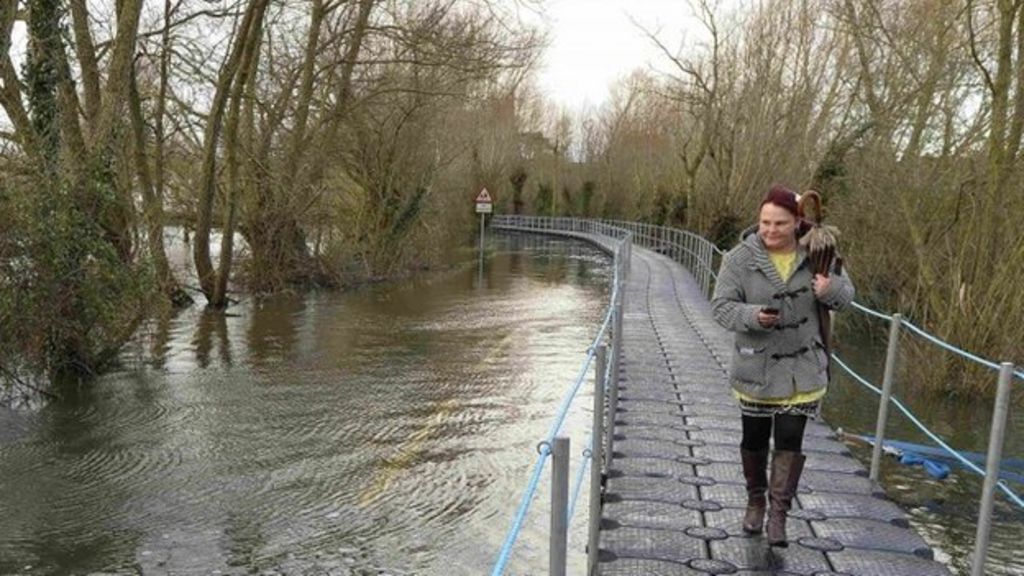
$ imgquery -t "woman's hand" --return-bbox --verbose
[757,309,779,328]
[812,274,831,298]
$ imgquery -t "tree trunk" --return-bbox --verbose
[69,0,101,129]
[194,0,270,302]
[212,6,267,307]
[323,0,375,138]
[285,0,326,178]
[0,1,42,166]
[128,68,175,296]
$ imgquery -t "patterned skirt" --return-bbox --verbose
[738,397,822,419]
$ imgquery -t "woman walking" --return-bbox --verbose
[711,185,854,546]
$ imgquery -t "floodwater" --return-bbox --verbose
[0,234,607,575]
[0,231,1020,575]
[824,326,1024,576]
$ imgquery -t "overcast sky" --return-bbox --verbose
[533,0,697,112]
[3,1,702,121]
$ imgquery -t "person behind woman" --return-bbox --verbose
[711,185,854,546]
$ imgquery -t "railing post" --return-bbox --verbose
[605,293,624,462]
[705,242,713,298]
[686,234,693,273]
[970,362,1015,576]
[550,436,570,576]
[699,241,707,296]
[870,313,902,482]
[587,345,607,575]
[622,236,630,274]
[702,241,708,296]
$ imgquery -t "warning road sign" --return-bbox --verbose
[475,188,492,203]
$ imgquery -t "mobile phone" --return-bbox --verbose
[762,307,780,315]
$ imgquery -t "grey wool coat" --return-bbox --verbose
[711,229,855,400]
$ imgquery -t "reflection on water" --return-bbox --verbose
[0,233,609,575]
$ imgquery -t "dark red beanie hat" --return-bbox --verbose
[760,185,800,217]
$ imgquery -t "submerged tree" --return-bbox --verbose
[0,0,152,384]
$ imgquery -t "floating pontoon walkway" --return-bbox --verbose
[496,223,952,576]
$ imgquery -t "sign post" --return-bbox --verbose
[475,188,493,256]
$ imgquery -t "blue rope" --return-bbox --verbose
[490,447,551,575]
[849,301,1022,381]
[567,439,592,522]
[492,240,626,575]
[543,342,598,441]
[850,301,894,322]
[899,318,1024,382]
[491,341,604,574]
[831,354,1024,509]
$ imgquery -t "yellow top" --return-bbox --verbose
[734,386,827,405]
[734,248,822,405]
[769,250,797,282]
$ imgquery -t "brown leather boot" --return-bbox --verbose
[740,448,769,534]
[766,450,806,547]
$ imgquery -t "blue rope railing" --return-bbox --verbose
[490,225,628,576]
[900,318,1024,382]
[568,352,617,525]
[850,301,894,322]
[831,354,1024,508]
[490,445,552,573]
[568,437,592,522]
[841,299,1024,510]
[490,292,616,576]
[850,301,1023,381]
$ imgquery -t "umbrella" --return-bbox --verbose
[798,190,842,366]
[798,190,840,276]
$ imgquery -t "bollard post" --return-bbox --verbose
[587,346,607,575]
[870,313,902,482]
[970,362,1015,576]
[550,436,570,576]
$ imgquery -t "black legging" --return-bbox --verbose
[741,414,808,452]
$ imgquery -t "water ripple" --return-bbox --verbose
[0,238,611,576]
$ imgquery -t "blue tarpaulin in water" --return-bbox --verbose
[853,435,1024,484]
